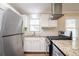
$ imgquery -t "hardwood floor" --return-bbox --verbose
[24,52,49,56]
[24,54,47,56]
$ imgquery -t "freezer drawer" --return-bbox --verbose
[0,37,4,56]
[3,35,23,56]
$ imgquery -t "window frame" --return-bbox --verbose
[29,14,40,32]
[65,18,77,38]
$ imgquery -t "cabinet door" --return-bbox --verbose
[46,38,50,53]
[40,14,57,27]
[24,37,46,52]
[24,38,31,51]
[24,37,41,52]
[40,37,46,52]
[48,20,57,27]
[31,38,41,51]
[40,14,49,27]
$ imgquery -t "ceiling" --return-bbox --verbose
[9,3,79,14]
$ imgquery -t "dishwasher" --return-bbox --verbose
[45,38,53,56]
[45,37,66,56]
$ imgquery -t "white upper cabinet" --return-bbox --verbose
[40,14,48,27]
[48,20,57,27]
[40,14,57,28]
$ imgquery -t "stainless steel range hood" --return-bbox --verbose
[50,3,64,20]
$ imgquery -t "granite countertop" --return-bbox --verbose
[52,40,79,56]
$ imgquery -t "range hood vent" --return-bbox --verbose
[50,3,64,20]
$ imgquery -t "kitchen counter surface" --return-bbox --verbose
[52,40,79,56]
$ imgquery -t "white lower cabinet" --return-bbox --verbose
[24,37,46,52]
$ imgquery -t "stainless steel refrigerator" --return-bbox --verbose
[0,5,6,56]
[0,7,24,56]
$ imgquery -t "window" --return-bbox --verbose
[29,14,40,32]
[66,19,76,28]
[65,19,77,39]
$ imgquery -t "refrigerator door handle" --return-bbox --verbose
[2,33,24,37]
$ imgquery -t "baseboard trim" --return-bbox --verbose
[24,51,49,54]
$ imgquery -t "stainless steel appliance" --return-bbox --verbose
[0,5,24,56]
[0,5,6,56]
